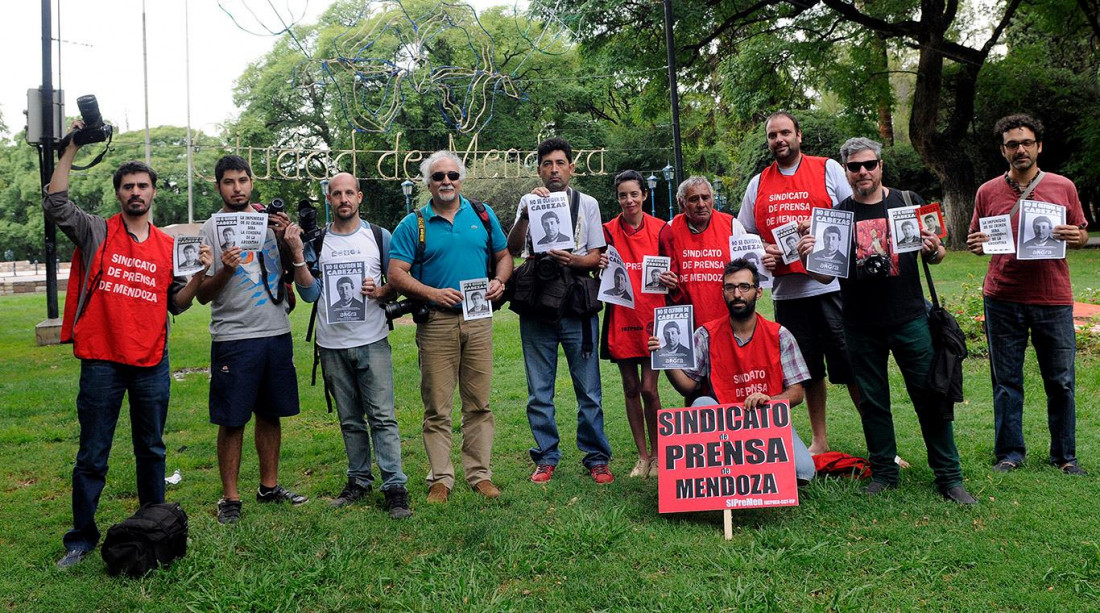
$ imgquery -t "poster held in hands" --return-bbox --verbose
[917,203,946,238]
[728,235,772,289]
[1017,200,1066,260]
[773,221,802,265]
[978,215,1015,254]
[211,212,268,251]
[323,261,367,324]
[598,245,635,308]
[652,305,695,371]
[641,255,670,294]
[887,206,923,253]
[526,192,573,253]
[805,208,854,279]
[461,278,493,320]
[173,236,204,276]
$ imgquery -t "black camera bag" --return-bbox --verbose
[101,502,188,578]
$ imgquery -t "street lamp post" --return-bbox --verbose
[401,179,415,215]
[662,164,675,220]
[646,174,658,217]
[712,179,725,211]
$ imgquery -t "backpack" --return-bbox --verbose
[812,452,872,479]
[100,502,188,578]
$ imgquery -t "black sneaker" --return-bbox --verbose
[330,480,372,508]
[940,485,978,505]
[384,486,412,520]
[256,484,309,505]
[217,498,243,524]
[57,548,89,568]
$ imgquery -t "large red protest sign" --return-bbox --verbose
[656,401,799,514]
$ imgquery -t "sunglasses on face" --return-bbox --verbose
[430,171,461,182]
[845,160,880,173]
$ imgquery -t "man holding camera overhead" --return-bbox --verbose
[798,137,973,504]
[388,151,512,504]
[286,172,411,519]
[46,118,210,567]
[196,155,307,525]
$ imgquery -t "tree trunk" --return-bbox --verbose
[871,33,894,146]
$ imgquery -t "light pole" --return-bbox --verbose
[712,179,725,211]
[401,179,415,215]
[662,164,675,220]
[646,174,658,217]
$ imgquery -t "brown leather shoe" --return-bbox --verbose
[472,480,501,499]
[426,482,450,504]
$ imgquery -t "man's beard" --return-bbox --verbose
[221,198,251,212]
[726,297,757,322]
[123,198,150,218]
[855,182,880,199]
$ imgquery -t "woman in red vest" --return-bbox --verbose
[601,170,669,478]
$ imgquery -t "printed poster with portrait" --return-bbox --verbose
[461,278,493,321]
[805,208,854,279]
[773,221,802,265]
[211,212,267,251]
[598,245,635,308]
[887,205,922,254]
[728,235,772,289]
[173,235,204,276]
[917,203,946,239]
[322,261,366,324]
[652,305,696,371]
[1016,200,1066,260]
[641,255,670,295]
[526,192,573,253]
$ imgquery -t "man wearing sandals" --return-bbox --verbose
[197,155,308,524]
[967,114,1089,477]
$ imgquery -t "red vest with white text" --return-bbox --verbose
[669,210,735,326]
[61,215,175,366]
[702,313,785,404]
[604,213,667,360]
[753,155,832,276]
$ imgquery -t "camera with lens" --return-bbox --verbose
[57,95,113,157]
[297,199,324,245]
[860,254,891,279]
[266,198,286,216]
[382,299,430,324]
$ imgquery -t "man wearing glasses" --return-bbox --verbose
[649,258,815,484]
[966,114,1089,476]
[738,112,858,457]
[389,151,513,503]
[799,137,975,504]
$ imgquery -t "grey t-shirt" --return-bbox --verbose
[201,216,291,342]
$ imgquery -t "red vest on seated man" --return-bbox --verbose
[701,313,784,404]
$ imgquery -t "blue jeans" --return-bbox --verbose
[319,340,407,491]
[64,355,170,552]
[691,397,816,483]
[984,297,1077,466]
[520,314,611,468]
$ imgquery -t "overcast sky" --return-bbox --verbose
[3,0,515,140]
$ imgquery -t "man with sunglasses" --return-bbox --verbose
[389,151,513,503]
[649,258,815,484]
[799,137,974,504]
[738,112,858,457]
[967,114,1089,476]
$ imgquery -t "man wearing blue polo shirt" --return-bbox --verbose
[388,151,513,504]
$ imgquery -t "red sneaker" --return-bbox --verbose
[531,464,555,483]
[589,464,614,484]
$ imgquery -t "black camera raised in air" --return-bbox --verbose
[382,299,430,324]
[57,95,113,156]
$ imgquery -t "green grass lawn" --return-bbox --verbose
[1,250,1098,611]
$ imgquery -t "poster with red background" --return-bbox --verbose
[657,401,799,514]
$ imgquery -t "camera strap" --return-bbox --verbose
[70,132,114,171]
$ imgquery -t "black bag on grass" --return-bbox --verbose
[101,502,188,578]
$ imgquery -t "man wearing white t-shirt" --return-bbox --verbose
[287,172,411,519]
